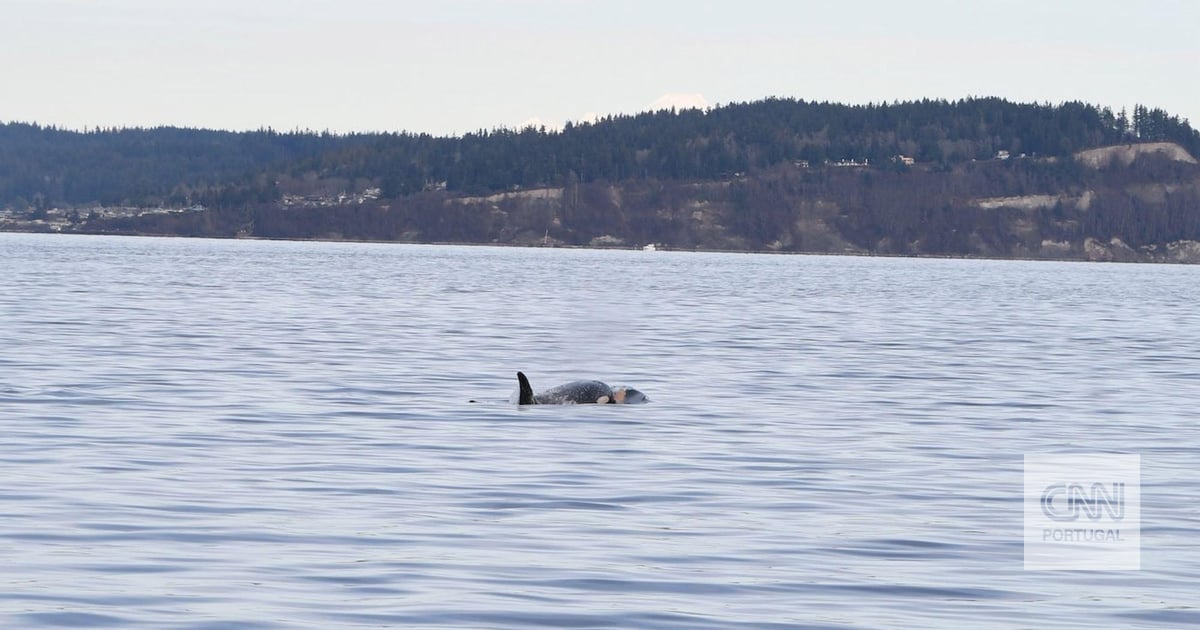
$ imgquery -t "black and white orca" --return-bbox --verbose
[516,371,649,405]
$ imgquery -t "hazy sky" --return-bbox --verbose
[2,0,1197,136]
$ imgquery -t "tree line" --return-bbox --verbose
[3,97,1197,210]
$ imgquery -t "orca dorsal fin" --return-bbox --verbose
[517,371,535,405]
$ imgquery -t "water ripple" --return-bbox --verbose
[2,234,1198,628]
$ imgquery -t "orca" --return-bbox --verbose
[516,371,649,405]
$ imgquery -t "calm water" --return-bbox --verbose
[2,233,1198,629]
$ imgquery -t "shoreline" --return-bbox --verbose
[4,228,1196,266]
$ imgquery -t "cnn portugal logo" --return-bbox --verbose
[1040,482,1125,522]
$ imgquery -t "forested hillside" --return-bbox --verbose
[3,97,1199,262]
[0,124,368,209]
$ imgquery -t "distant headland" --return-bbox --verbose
[3,97,1199,262]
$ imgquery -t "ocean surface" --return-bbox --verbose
[2,232,1198,629]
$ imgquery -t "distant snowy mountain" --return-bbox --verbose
[648,93,709,111]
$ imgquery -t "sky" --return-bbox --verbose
[1,0,1197,137]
